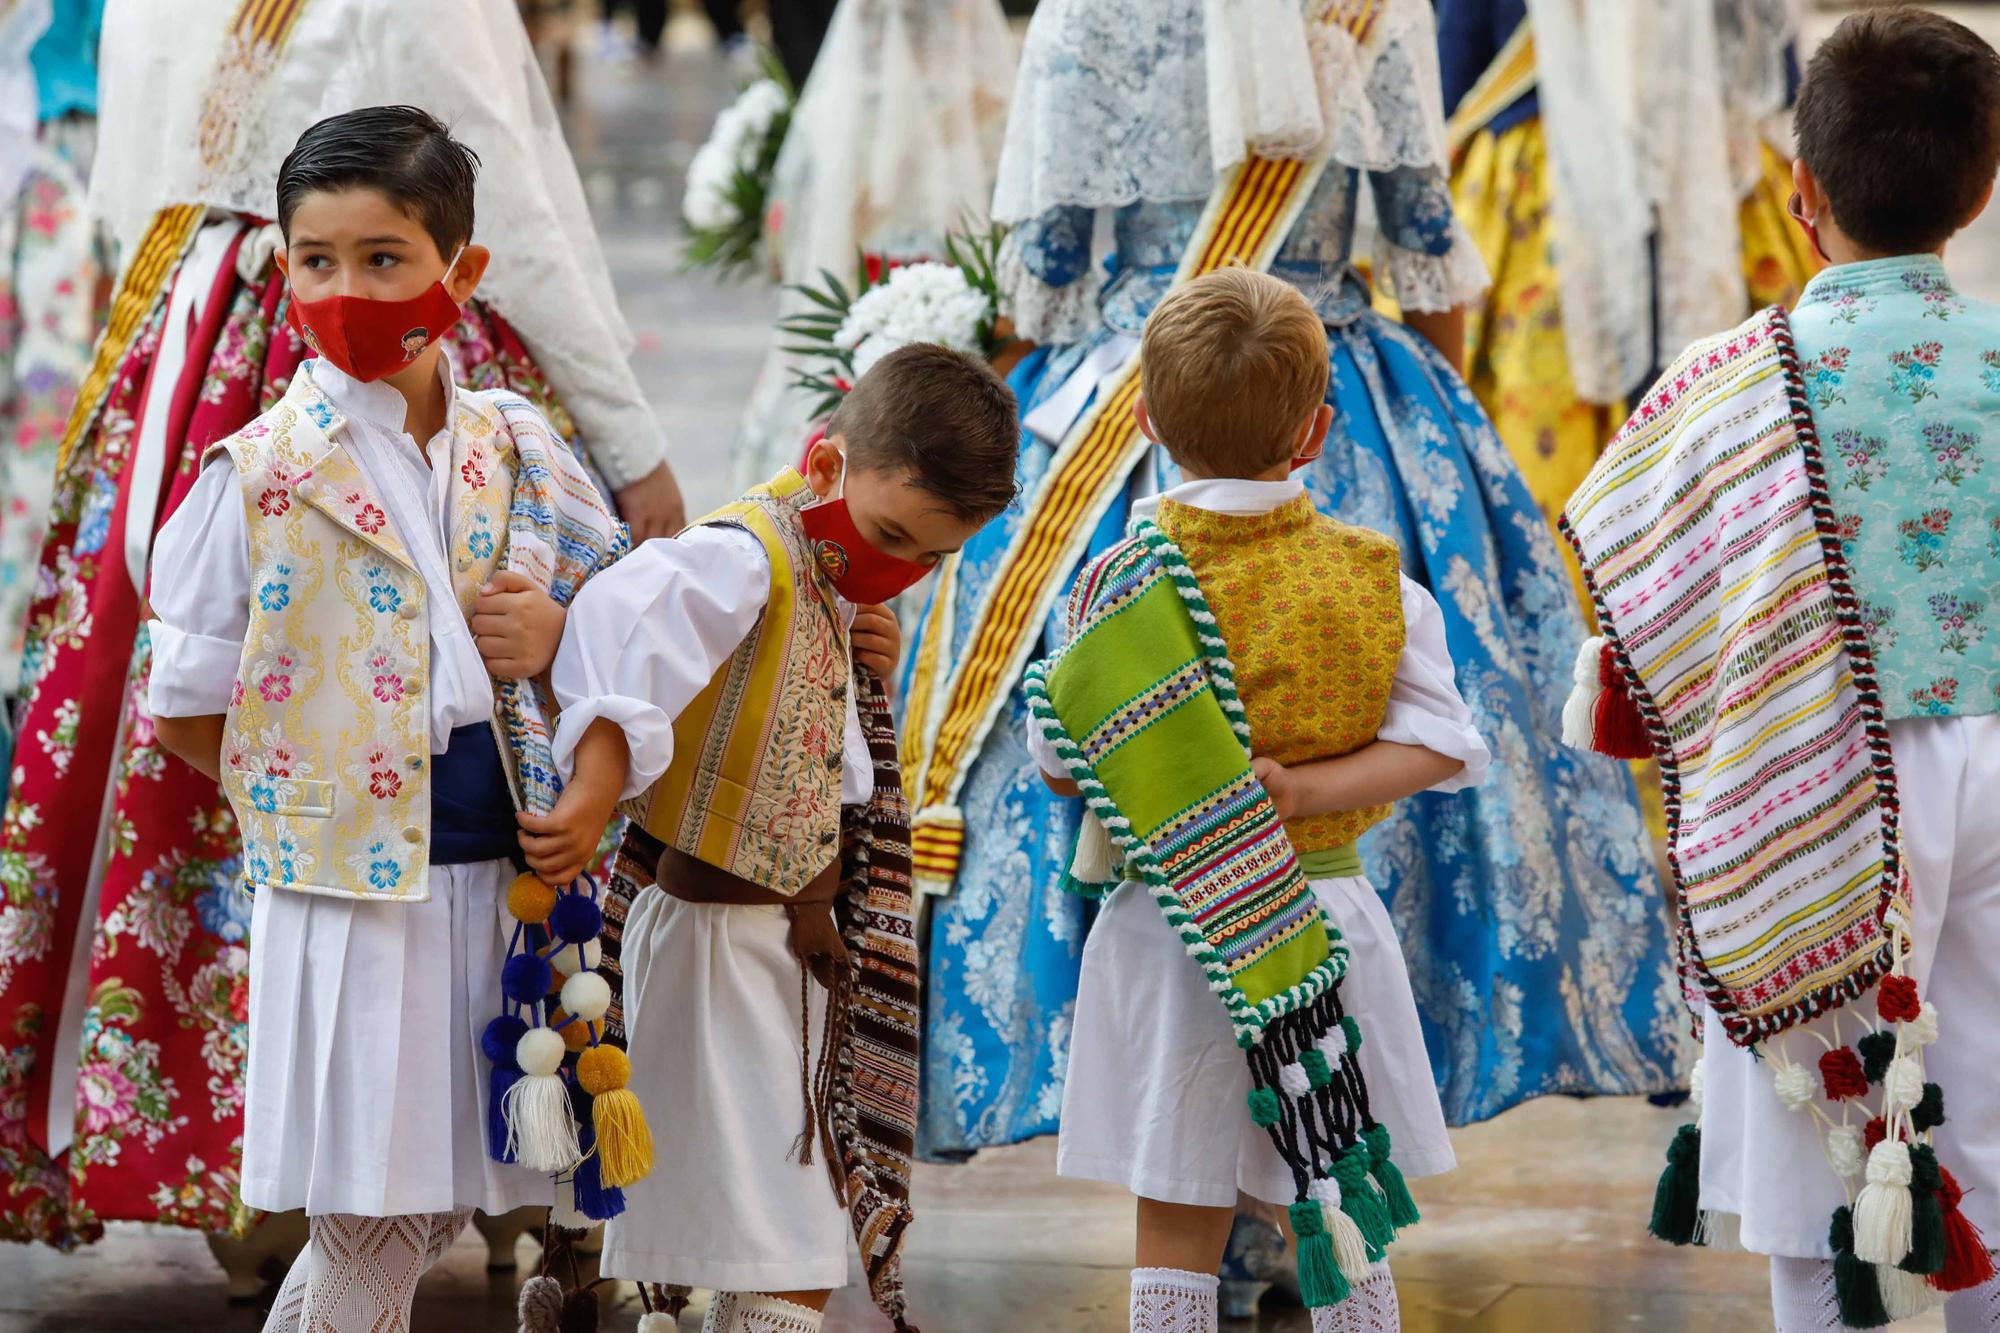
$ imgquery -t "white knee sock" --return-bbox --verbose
[1310,1261,1401,1331]
[1946,1260,2000,1333]
[1770,1256,1846,1332]
[271,1207,470,1333]
[702,1291,823,1332]
[1130,1267,1219,1333]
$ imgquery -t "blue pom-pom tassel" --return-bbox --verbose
[571,1125,625,1221]
[488,1065,522,1164]
[500,953,553,1005]
[550,893,603,944]
[481,1014,528,1067]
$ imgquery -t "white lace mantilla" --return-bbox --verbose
[992,0,1451,223]
[92,0,667,488]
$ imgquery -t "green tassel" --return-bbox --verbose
[1247,1087,1282,1127]
[1912,1082,1945,1132]
[1364,1124,1420,1229]
[1648,1124,1702,1246]
[1340,1014,1363,1055]
[1300,1048,1333,1089]
[1857,1030,1897,1084]
[1902,1145,1946,1275]
[1333,1148,1394,1258]
[1289,1201,1350,1308]
[1832,1206,1893,1328]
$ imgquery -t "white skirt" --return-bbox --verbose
[1059,874,1456,1208]
[601,889,851,1291]
[1698,715,2000,1258]
[241,860,554,1217]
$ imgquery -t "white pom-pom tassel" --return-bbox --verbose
[577,938,604,971]
[1826,1123,1865,1179]
[1688,1057,1705,1109]
[1695,1209,1741,1252]
[560,971,612,1023]
[1278,1061,1312,1098]
[1883,1056,1924,1115]
[505,1028,582,1171]
[1067,811,1116,886]
[1908,1001,1940,1047]
[1877,1261,1945,1320]
[1852,1139,1914,1264]
[1309,1177,1370,1282]
[1561,636,1608,748]
[1772,1060,1817,1112]
[1315,1028,1349,1062]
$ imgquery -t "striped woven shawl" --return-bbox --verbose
[1560,306,1906,1047]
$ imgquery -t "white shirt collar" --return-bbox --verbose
[310,348,459,442]
[1132,476,1305,521]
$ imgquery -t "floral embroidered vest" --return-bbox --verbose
[213,366,515,902]
[1793,255,2000,720]
[624,470,849,896]
[1155,495,1405,852]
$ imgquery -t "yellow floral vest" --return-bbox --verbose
[1155,494,1406,852]
[624,470,849,896]
[214,366,515,902]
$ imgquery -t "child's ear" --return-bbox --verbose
[1294,403,1333,465]
[1133,394,1162,445]
[273,247,289,282]
[446,244,491,304]
[805,431,846,497]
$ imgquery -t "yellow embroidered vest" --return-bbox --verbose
[1155,494,1406,852]
[214,366,516,902]
[624,470,849,896]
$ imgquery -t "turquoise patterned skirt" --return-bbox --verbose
[910,306,1685,1157]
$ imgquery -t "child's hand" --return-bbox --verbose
[1251,755,1300,821]
[851,603,902,680]
[516,776,620,886]
[472,571,565,679]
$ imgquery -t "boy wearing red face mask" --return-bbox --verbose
[544,344,1018,1331]
[147,106,625,1328]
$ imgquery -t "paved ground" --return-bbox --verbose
[1,4,1991,1329]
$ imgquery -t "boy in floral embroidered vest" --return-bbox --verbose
[1026,269,1490,1333]
[147,107,624,1329]
[545,344,1018,1332]
[1561,11,2000,1330]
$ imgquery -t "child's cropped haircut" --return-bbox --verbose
[830,343,1020,522]
[277,106,482,257]
[1796,8,2000,255]
[1140,268,1329,476]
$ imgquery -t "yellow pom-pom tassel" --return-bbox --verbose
[577,1044,629,1096]
[547,969,568,996]
[507,873,557,924]
[551,1010,591,1053]
[592,1086,654,1188]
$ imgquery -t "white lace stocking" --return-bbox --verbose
[702,1292,824,1332]
[261,1208,471,1333]
[1946,1261,2000,1332]
[1769,1257,1845,1332]
[1311,1261,1401,1331]
[1130,1267,1218,1333]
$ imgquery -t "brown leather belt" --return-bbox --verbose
[654,844,851,1196]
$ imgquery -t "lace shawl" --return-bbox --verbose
[91,0,666,488]
[0,0,49,207]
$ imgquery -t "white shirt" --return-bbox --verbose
[1024,476,1490,791]
[146,356,497,753]
[551,528,874,806]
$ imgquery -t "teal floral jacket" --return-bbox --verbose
[1794,255,2000,719]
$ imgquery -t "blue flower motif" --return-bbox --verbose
[75,471,116,556]
[195,868,253,943]
[306,399,336,429]
[367,845,401,890]
[368,583,401,614]
[467,528,496,560]
[258,581,291,612]
[248,780,278,813]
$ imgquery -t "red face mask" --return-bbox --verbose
[1787,193,1831,266]
[800,462,933,604]
[285,248,465,382]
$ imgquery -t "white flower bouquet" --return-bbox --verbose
[682,61,794,275]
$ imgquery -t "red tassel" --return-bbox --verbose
[1865,1116,1889,1151]
[1933,1168,1996,1293]
[1877,975,1922,1024]
[1820,1047,1869,1102]
[1593,644,1654,759]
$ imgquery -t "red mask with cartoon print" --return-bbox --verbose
[286,247,465,382]
[799,450,932,604]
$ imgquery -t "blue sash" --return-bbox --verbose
[431,723,520,867]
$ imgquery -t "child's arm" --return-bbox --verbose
[471,570,566,681]
[518,718,629,884]
[850,602,901,680]
[1252,746,1462,820]
[155,715,226,782]
[147,457,251,785]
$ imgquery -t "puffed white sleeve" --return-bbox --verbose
[1379,575,1490,792]
[551,525,771,801]
[145,455,250,719]
[1023,706,1066,780]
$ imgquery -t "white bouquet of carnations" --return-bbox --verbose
[833,262,994,379]
[682,68,793,274]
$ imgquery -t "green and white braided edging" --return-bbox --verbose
[1025,525,1348,1049]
